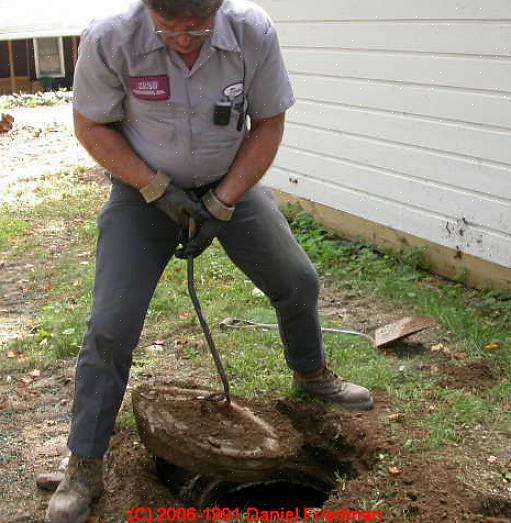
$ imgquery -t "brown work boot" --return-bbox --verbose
[45,454,104,523]
[293,367,374,411]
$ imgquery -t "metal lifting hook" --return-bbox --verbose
[186,218,231,404]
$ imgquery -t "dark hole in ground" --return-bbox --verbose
[212,480,329,512]
[137,387,376,513]
[155,458,341,512]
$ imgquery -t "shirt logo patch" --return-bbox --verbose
[128,75,170,101]
[223,82,244,99]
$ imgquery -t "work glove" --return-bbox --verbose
[175,190,235,259]
[139,171,209,228]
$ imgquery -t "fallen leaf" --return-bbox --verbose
[19,376,33,385]
[452,352,468,360]
[485,343,499,351]
[29,369,41,378]
[431,344,445,352]
[153,339,165,346]
[388,466,401,476]
[17,353,29,361]
[388,413,404,423]
[7,351,16,358]
[178,311,189,321]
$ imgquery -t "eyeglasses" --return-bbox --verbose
[154,28,213,40]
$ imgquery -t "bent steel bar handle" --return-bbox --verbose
[186,218,231,403]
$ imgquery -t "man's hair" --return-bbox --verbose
[143,0,223,20]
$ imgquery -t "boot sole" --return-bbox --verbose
[296,389,374,411]
[336,398,374,411]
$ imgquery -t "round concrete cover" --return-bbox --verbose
[132,383,304,482]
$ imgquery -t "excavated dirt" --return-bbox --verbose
[438,361,501,392]
[1,360,510,522]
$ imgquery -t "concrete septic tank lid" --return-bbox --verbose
[132,383,304,482]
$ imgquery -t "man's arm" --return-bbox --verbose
[74,109,155,189]
[214,112,285,206]
[74,109,210,226]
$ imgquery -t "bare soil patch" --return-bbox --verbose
[439,361,501,392]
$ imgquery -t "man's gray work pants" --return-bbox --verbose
[67,181,325,458]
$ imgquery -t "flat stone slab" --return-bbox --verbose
[132,383,304,482]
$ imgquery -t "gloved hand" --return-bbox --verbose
[139,171,209,228]
[175,189,235,259]
[153,185,210,228]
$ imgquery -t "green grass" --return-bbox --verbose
[1,173,510,451]
[283,207,511,449]
[0,90,72,110]
[0,168,102,369]
[285,207,511,373]
[0,214,30,252]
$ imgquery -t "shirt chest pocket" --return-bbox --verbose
[210,96,248,134]
[127,96,184,122]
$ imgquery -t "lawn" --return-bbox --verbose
[1,166,510,522]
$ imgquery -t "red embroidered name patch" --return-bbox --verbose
[128,75,170,101]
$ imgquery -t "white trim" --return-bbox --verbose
[33,36,65,78]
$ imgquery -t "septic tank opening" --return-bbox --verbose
[209,479,329,513]
[137,383,375,513]
[155,458,351,513]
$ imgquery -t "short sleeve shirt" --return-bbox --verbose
[73,0,295,189]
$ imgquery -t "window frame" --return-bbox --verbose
[33,37,65,78]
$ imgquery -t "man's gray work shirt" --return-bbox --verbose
[73,0,295,189]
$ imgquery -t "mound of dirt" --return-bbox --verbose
[439,361,500,392]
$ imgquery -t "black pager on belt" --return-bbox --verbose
[214,99,232,126]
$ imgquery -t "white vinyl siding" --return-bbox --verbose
[259,0,511,269]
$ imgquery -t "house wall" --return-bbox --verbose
[63,37,76,86]
[0,36,76,90]
[0,40,30,77]
[257,0,511,274]
[0,42,9,78]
